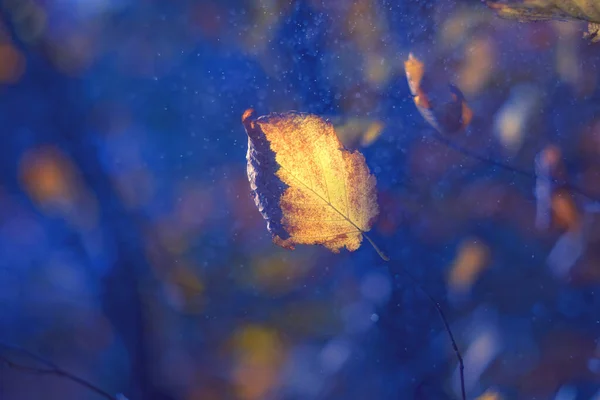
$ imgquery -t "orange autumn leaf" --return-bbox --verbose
[242,109,378,254]
[404,53,473,134]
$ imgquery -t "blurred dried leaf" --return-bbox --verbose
[487,0,600,41]
[242,109,378,254]
[405,54,473,134]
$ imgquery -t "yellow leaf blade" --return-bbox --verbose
[243,109,378,253]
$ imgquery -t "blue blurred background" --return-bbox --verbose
[1,0,600,399]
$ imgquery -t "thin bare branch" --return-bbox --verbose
[363,238,466,400]
[0,341,119,400]
[431,130,600,203]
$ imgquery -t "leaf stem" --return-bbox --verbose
[363,234,466,400]
[363,233,390,261]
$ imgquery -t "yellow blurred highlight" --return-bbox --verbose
[19,146,98,229]
[448,238,490,293]
[334,118,383,149]
[238,1,291,78]
[0,44,25,83]
[493,84,540,154]
[441,11,471,48]
[365,54,391,86]
[555,22,579,82]
[347,0,392,85]
[243,252,314,296]
[458,37,494,96]
[275,300,339,336]
[253,255,297,292]
[361,120,384,147]
[242,2,290,53]
[497,112,520,147]
[555,21,597,97]
[232,325,284,400]
[347,0,379,49]
[477,389,503,400]
[440,8,488,50]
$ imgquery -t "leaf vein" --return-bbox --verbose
[293,230,360,241]
[279,165,363,233]
[316,143,331,203]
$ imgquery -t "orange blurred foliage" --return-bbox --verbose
[20,146,81,202]
[19,145,98,229]
[448,238,490,294]
[0,44,25,83]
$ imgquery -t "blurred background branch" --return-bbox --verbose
[0,3,165,399]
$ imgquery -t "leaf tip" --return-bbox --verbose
[404,52,421,70]
[404,53,424,95]
[242,108,255,125]
[273,236,295,250]
[242,109,261,141]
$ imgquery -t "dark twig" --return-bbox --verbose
[431,131,531,178]
[395,265,466,400]
[363,234,467,400]
[430,130,600,203]
[0,342,119,400]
